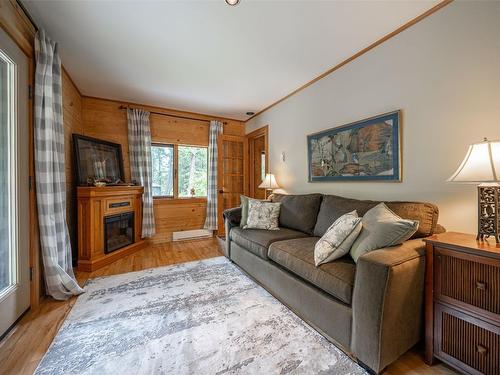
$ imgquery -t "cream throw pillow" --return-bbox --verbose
[350,203,419,263]
[244,199,281,230]
[314,211,362,266]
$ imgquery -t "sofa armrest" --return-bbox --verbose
[223,207,242,258]
[351,239,426,373]
[223,206,242,227]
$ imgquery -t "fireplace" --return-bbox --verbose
[104,212,135,254]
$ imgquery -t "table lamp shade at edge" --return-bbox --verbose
[448,139,500,243]
[259,173,280,189]
[447,139,500,183]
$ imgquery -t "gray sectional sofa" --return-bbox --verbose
[223,193,442,374]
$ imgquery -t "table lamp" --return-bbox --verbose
[447,138,500,243]
[259,173,280,199]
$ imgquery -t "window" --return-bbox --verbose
[151,144,174,197]
[178,146,208,197]
[151,144,207,198]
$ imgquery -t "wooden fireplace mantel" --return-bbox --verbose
[77,186,146,272]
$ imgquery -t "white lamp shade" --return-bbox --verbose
[448,139,500,183]
[258,173,280,189]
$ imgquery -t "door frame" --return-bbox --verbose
[0,1,41,310]
[246,125,269,198]
[0,23,31,338]
[216,134,247,235]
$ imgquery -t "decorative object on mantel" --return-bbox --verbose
[307,110,401,182]
[258,173,280,199]
[448,138,500,243]
[73,134,125,186]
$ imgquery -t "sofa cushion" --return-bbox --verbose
[268,237,356,304]
[230,227,308,260]
[313,194,438,239]
[270,193,323,235]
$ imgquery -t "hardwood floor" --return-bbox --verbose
[0,238,455,375]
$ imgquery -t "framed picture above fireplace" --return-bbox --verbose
[307,110,402,182]
[73,134,125,185]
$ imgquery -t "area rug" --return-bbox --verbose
[35,257,367,375]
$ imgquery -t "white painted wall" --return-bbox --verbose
[246,1,500,234]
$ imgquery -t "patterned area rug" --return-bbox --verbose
[35,257,367,375]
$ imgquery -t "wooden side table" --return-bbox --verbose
[424,232,500,375]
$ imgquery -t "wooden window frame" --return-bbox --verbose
[152,143,208,201]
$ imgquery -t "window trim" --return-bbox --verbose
[151,143,208,200]
[151,143,175,199]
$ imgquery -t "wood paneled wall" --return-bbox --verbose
[62,69,83,260]
[81,96,245,243]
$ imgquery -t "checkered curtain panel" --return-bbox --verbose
[34,30,84,300]
[204,121,223,230]
[127,109,155,238]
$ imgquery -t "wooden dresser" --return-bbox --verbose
[424,232,500,375]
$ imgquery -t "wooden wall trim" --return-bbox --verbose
[0,0,35,57]
[245,0,453,122]
[82,94,243,123]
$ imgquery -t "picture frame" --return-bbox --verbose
[73,134,125,186]
[307,110,402,182]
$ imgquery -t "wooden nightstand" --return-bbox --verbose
[424,232,500,375]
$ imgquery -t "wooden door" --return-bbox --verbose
[247,126,269,199]
[217,135,247,235]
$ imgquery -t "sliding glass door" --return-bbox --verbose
[0,27,30,338]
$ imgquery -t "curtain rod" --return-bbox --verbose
[119,105,227,125]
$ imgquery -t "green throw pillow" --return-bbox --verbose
[350,203,419,262]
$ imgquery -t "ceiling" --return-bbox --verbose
[23,0,440,120]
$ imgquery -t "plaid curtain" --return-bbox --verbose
[127,109,155,238]
[34,30,83,300]
[204,121,223,230]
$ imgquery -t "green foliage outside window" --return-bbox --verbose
[151,144,207,198]
[151,145,173,197]
[178,146,207,197]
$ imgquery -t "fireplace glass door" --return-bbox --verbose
[104,212,134,253]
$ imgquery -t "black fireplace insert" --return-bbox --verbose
[104,212,134,254]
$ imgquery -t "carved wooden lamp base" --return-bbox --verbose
[477,184,500,243]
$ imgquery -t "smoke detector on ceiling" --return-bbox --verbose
[225,0,240,6]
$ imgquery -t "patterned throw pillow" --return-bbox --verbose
[314,211,362,266]
[244,199,281,230]
[350,203,419,263]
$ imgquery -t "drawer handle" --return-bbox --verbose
[476,344,488,355]
[476,281,487,290]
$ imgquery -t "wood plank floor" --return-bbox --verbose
[0,238,456,375]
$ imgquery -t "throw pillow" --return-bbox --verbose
[314,211,362,266]
[240,195,250,228]
[350,203,419,262]
[244,199,281,230]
